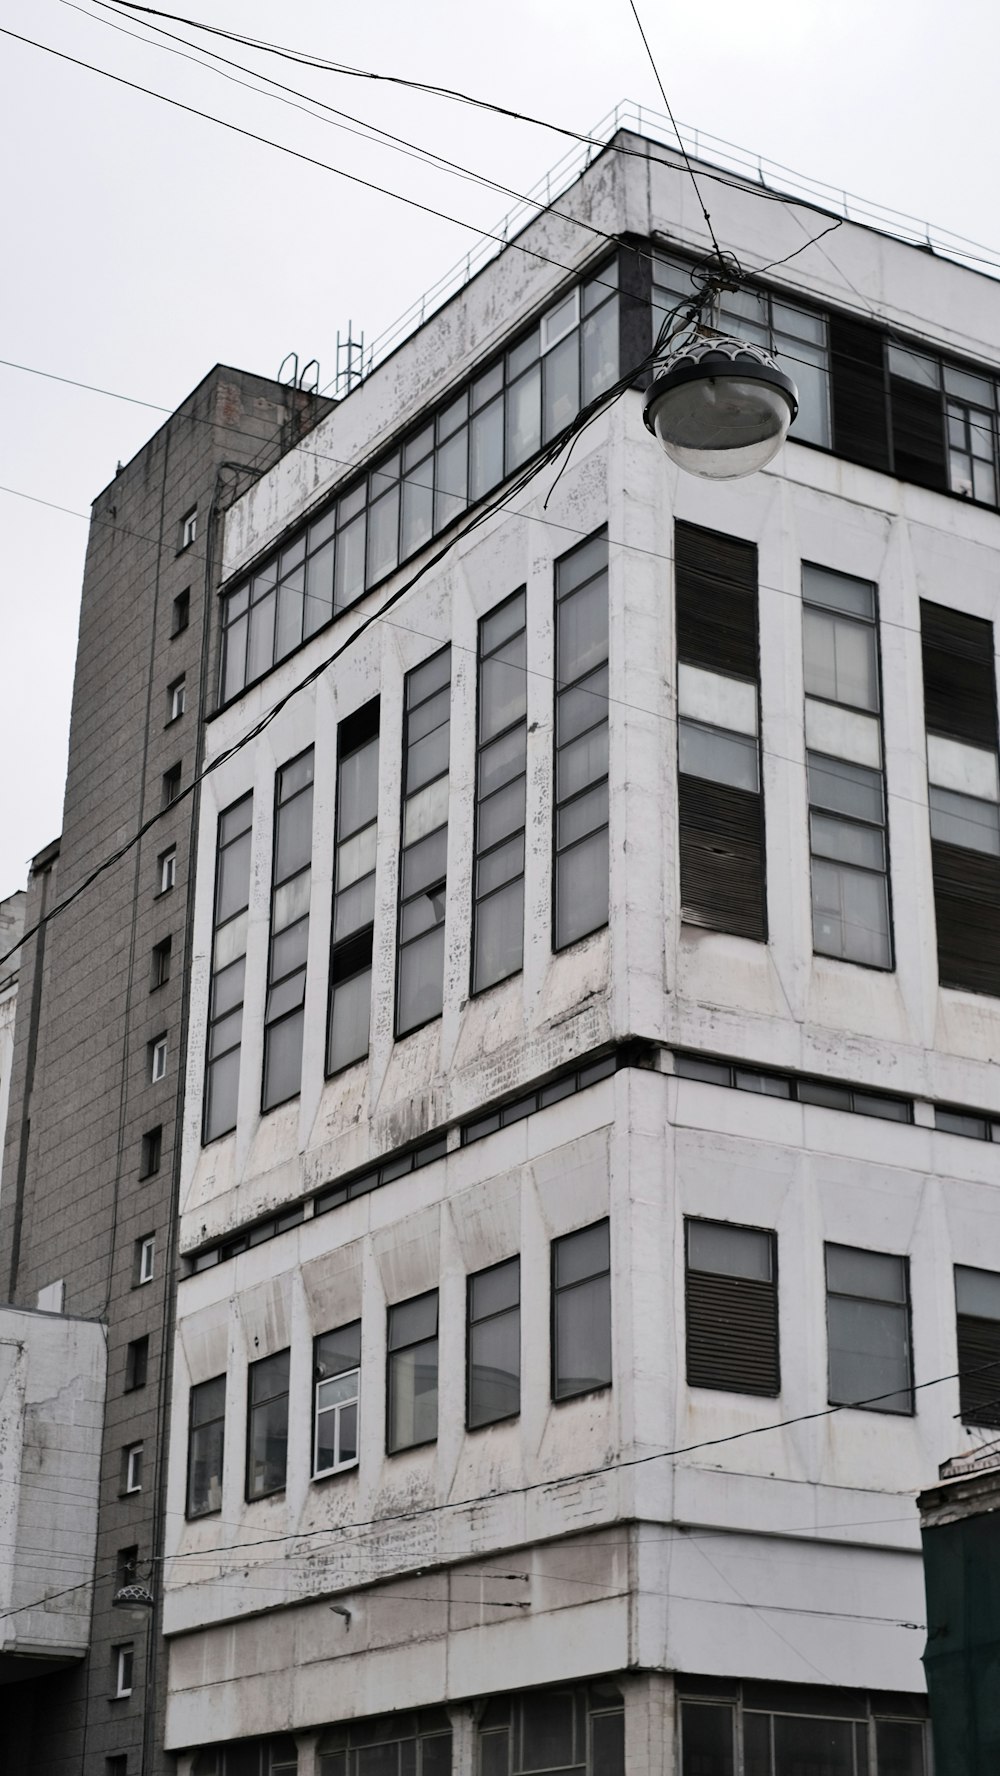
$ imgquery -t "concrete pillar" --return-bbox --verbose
[447,1702,479,1776]
[621,1671,676,1776]
[294,1729,321,1776]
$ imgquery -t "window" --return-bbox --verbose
[220,262,619,702]
[478,1681,623,1776]
[123,1442,143,1493]
[125,1336,149,1392]
[313,1133,448,1216]
[396,649,451,1036]
[171,587,190,635]
[106,1757,128,1776]
[246,1350,290,1498]
[554,532,609,949]
[467,1257,520,1428]
[158,847,177,894]
[150,935,172,989]
[826,1244,913,1413]
[162,763,182,808]
[179,507,197,549]
[205,792,253,1141]
[190,1203,308,1271]
[945,363,998,503]
[921,601,1000,995]
[318,1711,452,1776]
[149,1036,167,1083]
[674,1051,911,1121]
[678,1692,927,1776]
[194,1741,299,1776]
[675,523,766,940]
[187,1375,225,1517]
[803,565,891,969]
[136,1234,155,1284]
[473,590,527,991]
[462,1052,617,1143]
[327,702,379,1074]
[552,1220,612,1401]
[955,1265,1000,1427]
[115,1545,139,1590]
[263,752,314,1110]
[685,1218,779,1397]
[113,1643,134,1699]
[139,1126,162,1178]
[387,1291,438,1452]
[314,1321,361,1476]
[167,676,186,722]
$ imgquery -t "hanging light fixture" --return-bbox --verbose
[642,254,799,480]
[644,336,798,479]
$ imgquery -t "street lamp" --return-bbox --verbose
[643,333,798,480]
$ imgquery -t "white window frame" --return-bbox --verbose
[314,1365,360,1478]
[138,1236,155,1285]
[168,677,186,722]
[159,848,176,893]
[124,1443,143,1493]
[114,1643,134,1698]
[150,1037,167,1083]
[180,507,197,549]
[540,285,580,354]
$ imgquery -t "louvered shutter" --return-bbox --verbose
[931,842,1000,997]
[921,601,998,747]
[829,314,890,472]
[890,377,947,490]
[678,778,767,941]
[957,1315,1000,1427]
[675,522,758,678]
[685,1270,780,1396]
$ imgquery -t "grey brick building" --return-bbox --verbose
[0,366,330,1774]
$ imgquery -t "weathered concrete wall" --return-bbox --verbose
[0,1306,106,1660]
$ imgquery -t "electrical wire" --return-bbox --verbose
[623,0,722,263]
[0,26,624,305]
[59,0,635,271]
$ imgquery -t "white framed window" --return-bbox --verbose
[123,1442,143,1493]
[113,1643,134,1699]
[150,1037,167,1083]
[540,285,580,354]
[137,1235,155,1285]
[159,848,177,894]
[168,677,186,722]
[180,507,197,550]
[314,1322,361,1476]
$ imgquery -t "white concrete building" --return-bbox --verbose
[0,888,26,1211]
[163,125,1000,1775]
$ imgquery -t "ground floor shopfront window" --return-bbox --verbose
[679,1684,928,1776]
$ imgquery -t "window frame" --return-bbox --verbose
[386,1289,439,1454]
[472,588,529,995]
[139,1126,162,1179]
[313,1321,362,1478]
[149,1035,167,1083]
[552,529,610,953]
[136,1234,155,1285]
[171,587,191,636]
[167,675,187,724]
[684,1216,780,1399]
[158,847,177,895]
[245,1348,291,1500]
[467,1255,521,1429]
[179,507,197,551]
[150,935,172,990]
[113,1642,134,1700]
[204,790,254,1144]
[326,702,380,1077]
[123,1442,143,1494]
[262,750,314,1113]
[551,1219,612,1403]
[162,762,182,808]
[124,1336,149,1393]
[395,646,451,1039]
[187,1374,226,1519]
[825,1241,914,1415]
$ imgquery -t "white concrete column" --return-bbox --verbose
[294,1728,321,1776]
[447,1702,479,1776]
[621,1671,676,1776]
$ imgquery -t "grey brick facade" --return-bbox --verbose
[0,367,330,1774]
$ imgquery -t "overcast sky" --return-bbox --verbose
[2,0,999,900]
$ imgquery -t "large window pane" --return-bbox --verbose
[552,1222,611,1400]
[680,1702,734,1776]
[679,720,759,792]
[812,859,891,968]
[468,1258,520,1428]
[555,828,608,949]
[328,967,372,1074]
[804,608,878,710]
[474,879,523,991]
[388,1292,438,1452]
[826,1244,912,1412]
[772,1714,853,1774]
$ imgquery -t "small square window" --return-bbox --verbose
[115,1545,139,1590]
[150,937,172,990]
[122,1443,143,1493]
[171,587,190,635]
[158,848,177,895]
[136,1235,155,1285]
[149,1036,167,1084]
[162,764,182,809]
[179,508,197,550]
[167,677,186,723]
[139,1127,162,1179]
[125,1336,149,1392]
[113,1643,134,1698]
